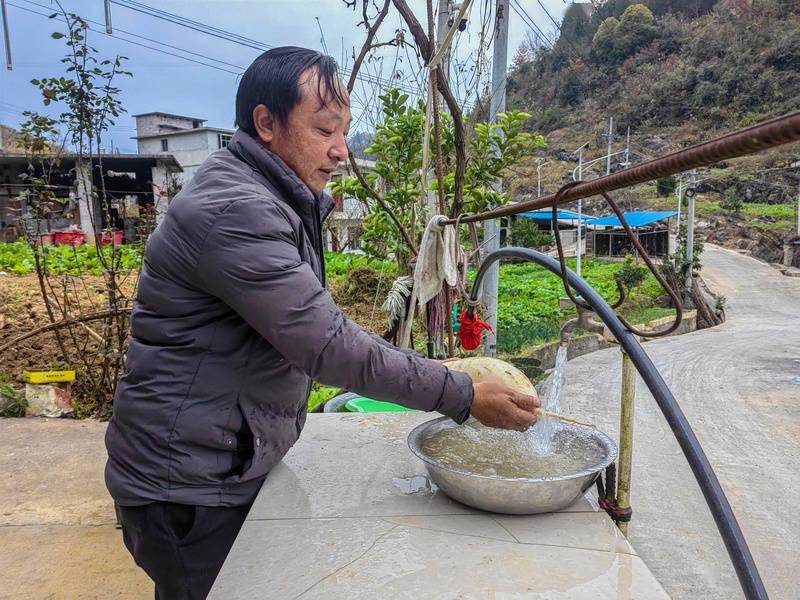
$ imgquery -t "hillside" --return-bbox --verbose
[504,0,799,262]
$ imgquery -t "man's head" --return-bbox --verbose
[235,47,351,194]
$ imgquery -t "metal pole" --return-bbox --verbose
[606,117,613,175]
[536,158,543,198]
[624,125,630,167]
[577,147,583,277]
[685,170,697,289]
[104,0,113,34]
[1,0,12,70]
[482,0,509,357]
[436,0,451,78]
[618,350,636,537]
[676,173,683,236]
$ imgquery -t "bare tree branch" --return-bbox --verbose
[345,0,418,255]
[0,308,132,356]
[391,0,467,217]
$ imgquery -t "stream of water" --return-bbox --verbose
[531,344,569,454]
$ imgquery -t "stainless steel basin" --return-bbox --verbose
[408,416,618,515]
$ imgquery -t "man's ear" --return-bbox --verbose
[252,104,277,144]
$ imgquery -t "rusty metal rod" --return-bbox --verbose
[443,110,800,225]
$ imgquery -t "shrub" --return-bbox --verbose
[616,254,648,292]
[509,220,555,249]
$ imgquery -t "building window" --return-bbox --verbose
[192,120,202,128]
[218,134,232,149]
[160,138,168,152]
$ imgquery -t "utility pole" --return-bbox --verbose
[436,0,451,77]
[573,141,589,277]
[623,126,630,167]
[104,0,113,34]
[606,117,613,175]
[685,169,697,290]
[482,0,509,357]
[1,0,12,70]
[675,173,683,235]
[793,180,800,236]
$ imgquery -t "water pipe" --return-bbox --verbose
[467,247,767,600]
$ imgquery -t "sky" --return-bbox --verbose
[0,0,568,154]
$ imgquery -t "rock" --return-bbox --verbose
[551,149,574,162]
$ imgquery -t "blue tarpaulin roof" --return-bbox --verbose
[518,209,585,221]
[589,211,678,228]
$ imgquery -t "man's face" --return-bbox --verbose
[255,69,351,194]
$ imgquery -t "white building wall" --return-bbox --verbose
[138,131,226,183]
[135,114,197,137]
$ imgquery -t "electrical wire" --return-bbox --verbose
[8,2,243,74]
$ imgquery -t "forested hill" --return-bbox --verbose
[507,0,800,138]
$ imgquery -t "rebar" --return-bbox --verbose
[443,110,800,225]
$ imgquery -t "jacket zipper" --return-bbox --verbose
[312,198,326,287]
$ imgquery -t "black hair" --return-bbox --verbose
[235,46,348,135]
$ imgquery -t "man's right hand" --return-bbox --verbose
[469,381,540,432]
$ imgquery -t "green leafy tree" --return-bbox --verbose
[332,89,545,270]
[616,253,648,292]
[592,17,619,63]
[509,219,554,249]
[656,176,677,196]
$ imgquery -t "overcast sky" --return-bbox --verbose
[1,0,567,153]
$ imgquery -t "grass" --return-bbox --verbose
[695,199,796,230]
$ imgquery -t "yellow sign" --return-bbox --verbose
[22,370,76,384]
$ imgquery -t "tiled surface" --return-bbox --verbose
[211,413,668,599]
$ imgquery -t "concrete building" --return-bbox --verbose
[133,112,233,183]
[132,111,375,251]
[0,152,182,244]
[325,158,376,253]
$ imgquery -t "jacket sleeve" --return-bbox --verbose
[196,198,472,422]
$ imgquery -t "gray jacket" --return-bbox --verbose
[105,130,472,507]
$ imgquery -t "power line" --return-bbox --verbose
[112,0,427,99]
[509,0,554,49]
[19,0,245,71]
[9,2,242,74]
[527,0,561,32]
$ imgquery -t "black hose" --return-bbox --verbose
[468,247,768,600]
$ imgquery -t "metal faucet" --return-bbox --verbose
[559,298,606,345]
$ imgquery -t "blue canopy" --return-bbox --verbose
[589,211,678,228]
[518,209,586,221]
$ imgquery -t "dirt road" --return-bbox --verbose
[561,244,800,599]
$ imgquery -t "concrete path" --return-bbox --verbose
[560,244,800,599]
[0,418,150,599]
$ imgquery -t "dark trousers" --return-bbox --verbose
[117,501,252,600]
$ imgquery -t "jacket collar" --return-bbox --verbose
[227,129,335,222]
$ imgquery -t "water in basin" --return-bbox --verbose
[421,420,605,479]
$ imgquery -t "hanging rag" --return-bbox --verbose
[414,215,459,306]
[457,311,493,351]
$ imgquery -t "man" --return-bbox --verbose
[106,46,539,599]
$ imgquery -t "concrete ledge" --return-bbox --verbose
[529,310,698,371]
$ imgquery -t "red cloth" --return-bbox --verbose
[457,311,493,351]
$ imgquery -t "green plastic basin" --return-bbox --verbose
[344,397,417,413]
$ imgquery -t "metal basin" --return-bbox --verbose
[407,416,618,515]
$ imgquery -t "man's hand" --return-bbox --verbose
[470,381,541,432]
